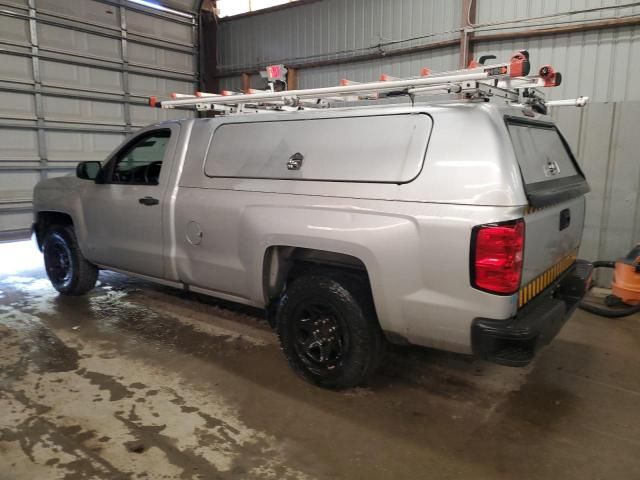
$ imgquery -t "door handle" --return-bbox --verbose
[139,196,159,206]
[559,208,571,231]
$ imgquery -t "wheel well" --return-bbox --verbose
[34,212,73,250]
[262,246,369,305]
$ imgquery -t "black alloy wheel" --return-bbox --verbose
[291,303,349,377]
[276,271,384,390]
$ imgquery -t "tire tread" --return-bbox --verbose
[44,225,98,296]
[276,269,384,390]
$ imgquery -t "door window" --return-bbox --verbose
[107,129,171,185]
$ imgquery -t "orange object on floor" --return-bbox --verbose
[612,245,640,305]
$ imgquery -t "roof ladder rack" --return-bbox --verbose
[149,50,588,115]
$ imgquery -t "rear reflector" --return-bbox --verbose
[471,219,525,295]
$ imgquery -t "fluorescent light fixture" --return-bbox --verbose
[127,0,193,19]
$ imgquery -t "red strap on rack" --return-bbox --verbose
[509,50,531,77]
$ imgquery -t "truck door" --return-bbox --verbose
[81,125,178,278]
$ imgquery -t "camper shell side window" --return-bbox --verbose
[203,114,432,184]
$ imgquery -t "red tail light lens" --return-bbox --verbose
[471,219,525,295]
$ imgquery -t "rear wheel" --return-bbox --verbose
[276,271,384,390]
[43,225,98,296]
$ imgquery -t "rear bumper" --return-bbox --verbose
[471,259,593,367]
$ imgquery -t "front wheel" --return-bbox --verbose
[276,271,384,390]
[43,225,98,296]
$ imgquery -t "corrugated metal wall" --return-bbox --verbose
[552,102,640,279]
[472,28,640,102]
[295,45,459,88]
[217,0,640,273]
[218,0,460,71]
[472,1,640,102]
[218,0,462,90]
[218,0,640,101]
[0,0,198,238]
[475,0,640,26]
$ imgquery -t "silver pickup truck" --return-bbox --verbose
[32,101,593,389]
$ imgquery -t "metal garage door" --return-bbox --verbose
[0,0,198,240]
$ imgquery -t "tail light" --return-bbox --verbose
[471,219,525,295]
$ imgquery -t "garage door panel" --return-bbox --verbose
[3,0,28,7]
[130,104,193,126]
[129,74,194,97]
[42,96,125,125]
[128,42,194,73]
[45,131,125,162]
[0,91,36,120]
[0,0,196,236]
[38,24,122,61]
[0,171,41,198]
[0,210,33,234]
[126,10,192,44]
[45,162,84,170]
[0,53,33,83]
[0,129,39,162]
[38,0,121,28]
[0,15,29,44]
[40,60,124,93]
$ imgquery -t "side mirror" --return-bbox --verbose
[76,161,102,181]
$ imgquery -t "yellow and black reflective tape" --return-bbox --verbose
[517,249,578,308]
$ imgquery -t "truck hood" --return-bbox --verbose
[35,174,84,192]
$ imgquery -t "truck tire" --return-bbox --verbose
[43,225,98,296]
[276,271,384,390]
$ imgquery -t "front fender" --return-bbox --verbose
[33,176,88,246]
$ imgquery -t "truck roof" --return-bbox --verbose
[159,100,548,128]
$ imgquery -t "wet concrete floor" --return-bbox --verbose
[1,240,640,479]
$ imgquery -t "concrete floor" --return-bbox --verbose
[1,240,640,480]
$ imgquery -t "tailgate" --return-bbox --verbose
[505,116,590,307]
[519,197,585,307]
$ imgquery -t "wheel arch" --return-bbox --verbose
[34,211,75,251]
[261,245,381,324]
